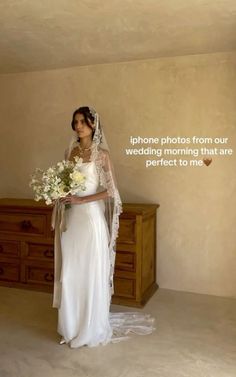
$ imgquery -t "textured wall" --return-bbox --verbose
[1,0,236,74]
[0,51,235,297]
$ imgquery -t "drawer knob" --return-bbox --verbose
[0,266,4,275]
[44,249,54,258]
[44,272,54,282]
[21,220,32,230]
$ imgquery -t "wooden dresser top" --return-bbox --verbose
[0,198,160,215]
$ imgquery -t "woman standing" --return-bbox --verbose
[52,106,155,348]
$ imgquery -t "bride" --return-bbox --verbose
[51,106,155,348]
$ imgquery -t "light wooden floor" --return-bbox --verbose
[0,286,235,377]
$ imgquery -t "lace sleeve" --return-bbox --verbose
[99,149,123,239]
[99,149,121,200]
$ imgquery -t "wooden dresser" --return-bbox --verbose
[0,198,159,307]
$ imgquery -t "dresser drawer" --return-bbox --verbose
[23,243,54,260]
[115,251,136,272]
[22,261,54,285]
[117,219,136,244]
[114,277,136,298]
[0,213,47,236]
[0,240,20,257]
[0,261,20,282]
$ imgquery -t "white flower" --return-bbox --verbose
[44,185,50,192]
[70,171,85,185]
[47,167,54,174]
[74,155,83,165]
[45,198,52,205]
[58,184,67,196]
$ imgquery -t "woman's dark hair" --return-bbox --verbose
[71,106,95,141]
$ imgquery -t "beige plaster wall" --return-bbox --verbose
[0,51,235,298]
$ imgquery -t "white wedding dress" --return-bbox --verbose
[57,160,156,348]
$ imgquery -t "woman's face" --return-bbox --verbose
[74,113,93,139]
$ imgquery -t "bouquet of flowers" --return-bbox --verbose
[29,156,86,206]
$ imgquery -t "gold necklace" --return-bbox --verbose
[78,142,92,156]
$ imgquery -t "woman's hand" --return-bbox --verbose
[59,194,84,205]
[59,190,109,206]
